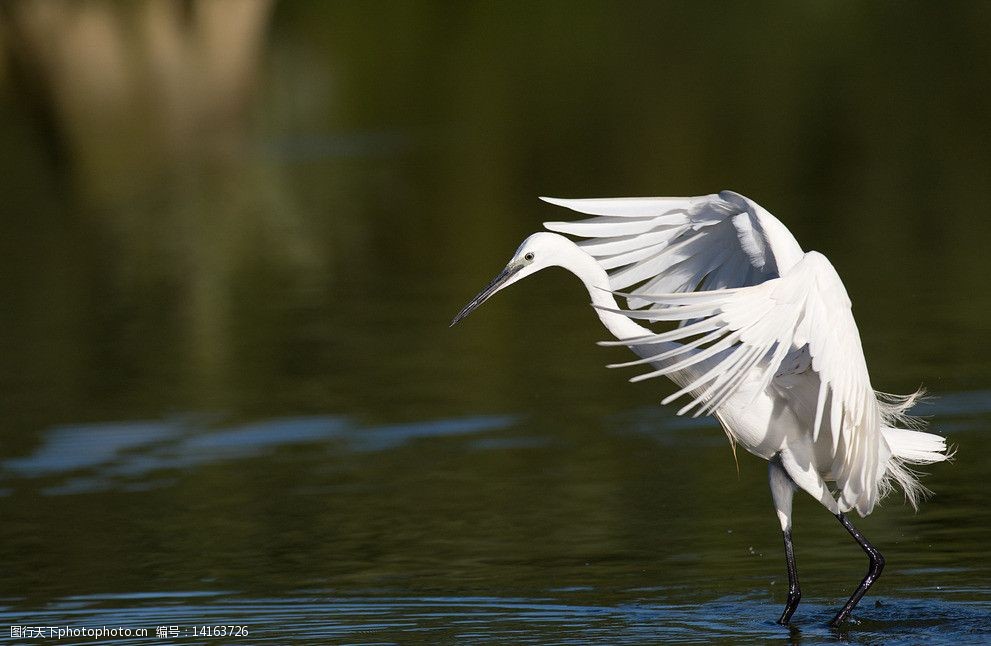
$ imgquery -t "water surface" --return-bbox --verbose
[1,2,990,644]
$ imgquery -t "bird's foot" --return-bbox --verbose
[829,608,862,628]
[777,588,801,625]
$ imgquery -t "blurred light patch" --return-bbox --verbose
[1,413,518,495]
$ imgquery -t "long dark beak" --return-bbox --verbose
[450,263,522,327]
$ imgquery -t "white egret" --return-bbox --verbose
[451,190,950,626]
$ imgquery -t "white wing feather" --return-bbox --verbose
[541,191,944,515]
[596,251,881,512]
[542,191,805,307]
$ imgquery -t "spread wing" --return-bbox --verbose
[542,190,805,308]
[598,251,882,512]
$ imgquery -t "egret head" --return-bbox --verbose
[450,232,570,326]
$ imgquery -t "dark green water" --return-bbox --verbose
[1,2,990,644]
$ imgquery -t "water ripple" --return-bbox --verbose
[2,591,988,645]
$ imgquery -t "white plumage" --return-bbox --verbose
[543,191,946,518]
[451,190,950,626]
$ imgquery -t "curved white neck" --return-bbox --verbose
[547,237,698,393]
[555,245,656,342]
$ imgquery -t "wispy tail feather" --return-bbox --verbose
[883,427,951,464]
[877,388,951,510]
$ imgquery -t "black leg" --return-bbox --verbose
[768,454,801,625]
[777,529,802,624]
[829,513,885,627]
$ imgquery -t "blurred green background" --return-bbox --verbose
[0,1,989,642]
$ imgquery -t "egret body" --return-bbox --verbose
[451,191,949,626]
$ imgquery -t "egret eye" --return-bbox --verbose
[524,252,535,262]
